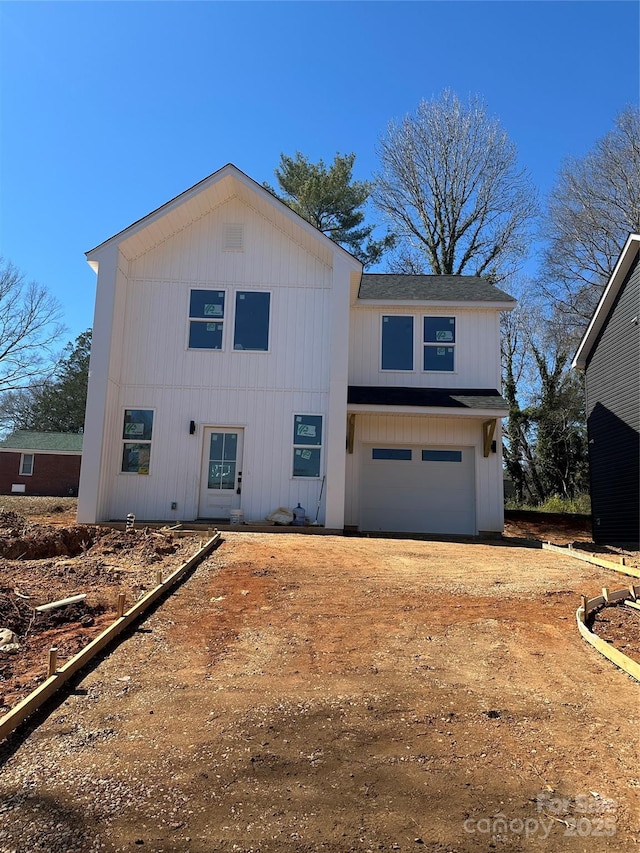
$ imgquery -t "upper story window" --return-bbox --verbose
[234,291,270,351]
[20,453,34,476]
[423,317,455,372]
[381,316,414,371]
[188,289,271,352]
[189,290,225,350]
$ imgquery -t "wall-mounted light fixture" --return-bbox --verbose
[189,420,197,435]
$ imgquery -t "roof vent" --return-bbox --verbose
[223,223,244,252]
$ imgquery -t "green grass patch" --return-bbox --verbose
[505,493,591,514]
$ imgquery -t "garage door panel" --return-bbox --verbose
[360,445,475,535]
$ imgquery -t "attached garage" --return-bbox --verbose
[360,444,476,535]
[345,388,510,537]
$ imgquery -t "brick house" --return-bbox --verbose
[0,431,83,497]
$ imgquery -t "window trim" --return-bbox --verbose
[188,288,226,351]
[380,314,414,372]
[120,408,155,475]
[292,413,323,479]
[422,315,456,373]
[20,453,34,476]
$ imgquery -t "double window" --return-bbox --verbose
[293,414,322,478]
[121,409,154,474]
[188,289,270,352]
[381,315,456,372]
[371,447,463,463]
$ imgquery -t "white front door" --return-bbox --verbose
[198,428,244,519]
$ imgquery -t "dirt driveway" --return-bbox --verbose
[1,531,639,852]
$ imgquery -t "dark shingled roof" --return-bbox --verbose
[348,386,508,410]
[0,430,83,453]
[358,274,516,303]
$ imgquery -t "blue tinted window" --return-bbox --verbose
[189,290,225,319]
[293,414,322,478]
[189,321,223,349]
[422,449,462,462]
[293,414,322,446]
[293,448,321,477]
[424,317,455,343]
[234,292,270,351]
[423,345,455,371]
[188,290,225,349]
[372,448,412,460]
[382,316,413,370]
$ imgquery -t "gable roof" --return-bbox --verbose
[0,431,83,453]
[358,274,516,305]
[86,163,363,272]
[573,233,640,369]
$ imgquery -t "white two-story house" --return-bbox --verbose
[78,164,514,536]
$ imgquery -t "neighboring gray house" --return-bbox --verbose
[573,233,640,545]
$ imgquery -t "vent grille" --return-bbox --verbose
[223,223,244,252]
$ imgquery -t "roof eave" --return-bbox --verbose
[356,298,515,310]
[572,233,640,369]
[85,163,362,272]
[346,403,509,418]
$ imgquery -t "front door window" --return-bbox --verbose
[207,432,238,490]
[199,427,243,518]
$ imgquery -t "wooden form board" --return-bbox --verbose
[0,533,221,742]
[576,586,640,682]
[542,542,640,579]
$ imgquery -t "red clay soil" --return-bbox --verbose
[0,508,638,853]
[589,603,640,665]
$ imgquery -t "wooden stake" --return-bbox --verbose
[48,647,58,677]
[630,584,637,601]
[116,593,126,618]
[156,569,163,586]
[580,595,589,620]
[602,587,609,603]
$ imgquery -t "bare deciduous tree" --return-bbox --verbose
[0,258,64,394]
[540,105,640,333]
[373,90,538,281]
[501,281,588,505]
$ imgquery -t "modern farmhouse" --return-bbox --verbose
[78,164,515,535]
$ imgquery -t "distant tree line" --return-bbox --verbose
[0,325,91,435]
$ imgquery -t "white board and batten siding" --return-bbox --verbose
[344,414,505,535]
[80,193,356,526]
[349,305,503,389]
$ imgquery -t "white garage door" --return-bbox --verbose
[360,445,476,535]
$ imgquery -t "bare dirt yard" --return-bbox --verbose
[0,500,639,853]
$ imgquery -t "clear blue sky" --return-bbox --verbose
[1,1,638,348]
